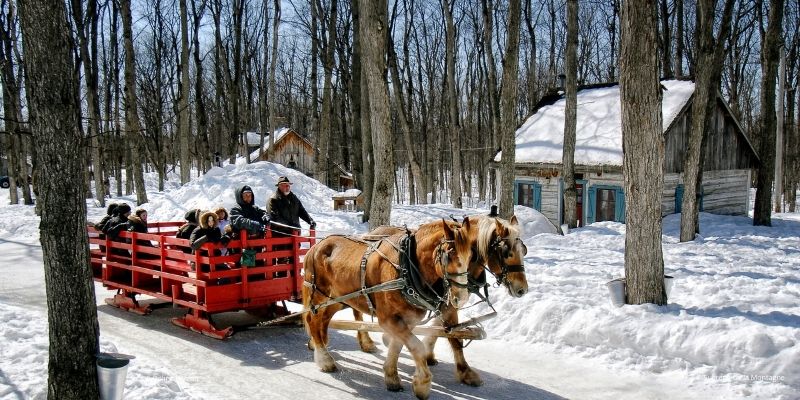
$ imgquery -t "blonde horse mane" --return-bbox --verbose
[475,215,520,261]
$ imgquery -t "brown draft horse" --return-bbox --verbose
[354,214,529,386]
[302,219,474,399]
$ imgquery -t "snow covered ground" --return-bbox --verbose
[1,161,798,399]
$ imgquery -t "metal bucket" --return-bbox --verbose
[606,278,626,307]
[664,275,674,298]
[97,356,130,400]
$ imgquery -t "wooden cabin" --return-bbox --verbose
[495,79,758,227]
[332,189,364,212]
[249,128,316,176]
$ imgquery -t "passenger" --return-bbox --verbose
[214,207,230,256]
[267,176,315,237]
[230,185,270,238]
[94,202,119,230]
[190,210,230,253]
[190,210,231,272]
[127,208,157,259]
[102,203,132,258]
[176,209,201,240]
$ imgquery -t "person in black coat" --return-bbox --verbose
[190,210,231,272]
[267,176,315,237]
[94,202,119,230]
[102,203,132,258]
[230,185,270,237]
[176,209,201,240]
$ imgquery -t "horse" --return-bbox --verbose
[302,218,475,399]
[352,214,529,386]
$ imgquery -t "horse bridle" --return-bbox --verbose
[487,235,526,287]
[436,239,471,293]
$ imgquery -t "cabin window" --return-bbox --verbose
[514,180,542,211]
[586,185,625,224]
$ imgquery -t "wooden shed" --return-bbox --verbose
[332,189,364,212]
[249,128,316,176]
[495,79,758,227]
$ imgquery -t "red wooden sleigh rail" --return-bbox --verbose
[88,222,316,339]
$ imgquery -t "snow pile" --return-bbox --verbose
[499,79,695,165]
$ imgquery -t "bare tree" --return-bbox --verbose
[443,0,462,208]
[178,0,191,183]
[267,0,280,161]
[680,0,735,242]
[753,0,786,226]
[499,0,522,219]
[562,0,578,228]
[620,0,666,305]
[316,0,338,187]
[18,0,100,397]
[360,0,393,229]
[121,0,148,205]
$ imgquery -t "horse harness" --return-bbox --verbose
[304,231,468,317]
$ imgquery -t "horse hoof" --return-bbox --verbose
[425,357,438,366]
[360,342,378,353]
[386,383,403,392]
[307,339,314,351]
[459,370,484,387]
[320,364,338,373]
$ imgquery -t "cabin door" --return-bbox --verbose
[575,183,584,226]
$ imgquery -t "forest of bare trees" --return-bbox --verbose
[1,0,799,219]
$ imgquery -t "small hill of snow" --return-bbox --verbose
[134,161,337,223]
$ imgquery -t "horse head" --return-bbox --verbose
[475,215,528,298]
[437,218,473,309]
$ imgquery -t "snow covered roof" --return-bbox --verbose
[332,189,362,199]
[496,79,695,166]
[246,127,291,147]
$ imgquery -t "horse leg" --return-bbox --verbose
[383,319,432,400]
[422,320,441,365]
[352,309,377,353]
[304,304,341,372]
[438,306,483,386]
[383,336,403,392]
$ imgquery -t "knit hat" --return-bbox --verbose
[276,176,292,186]
[116,203,132,215]
[242,186,254,195]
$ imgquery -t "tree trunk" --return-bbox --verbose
[387,31,425,205]
[360,0,393,229]
[18,1,100,398]
[620,0,666,305]
[675,0,684,76]
[562,0,578,228]
[178,0,191,184]
[267,0,281,161]
[350,0,365,192]
[317,0,337,188]
[120,0,148,205]
[443,0,462,208]
[191,1,209,171]
[753,0,785,226]
[680,0,735,242]
[0,0,25,205]
[659,0,672,78]
[499,0,521,219]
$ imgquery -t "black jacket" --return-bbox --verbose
[230,185,269,235]
[126,215,153,248]
[190,211,227,251]
[268,190,312,236]
[176,209,201,240]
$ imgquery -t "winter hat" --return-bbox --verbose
[107,202,119,216]
[116,203,132,216]
[276,176,292,186]
[241,186,254,195]
[184,208,201,224]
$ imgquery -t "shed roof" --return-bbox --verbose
[495,79,695,166]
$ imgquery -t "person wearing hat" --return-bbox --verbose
[267,176,315,238]
[230,185,270,237]
[101,202,133,258]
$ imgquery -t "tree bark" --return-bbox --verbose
[499,0,521,219]
[316,0,337,188]
[120,0,148,205]
[443,0,462,208]
[562,0,578,228]
[680,0,735,242]
[659,0,672,78]
[753,0,785,226]
[675,0,684,76]
[178,0,191,184]
[359,0,393,229]
[191,1,209,172]
[620,0,666,305]
[267,0,280,161]
[18,0,100,398]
